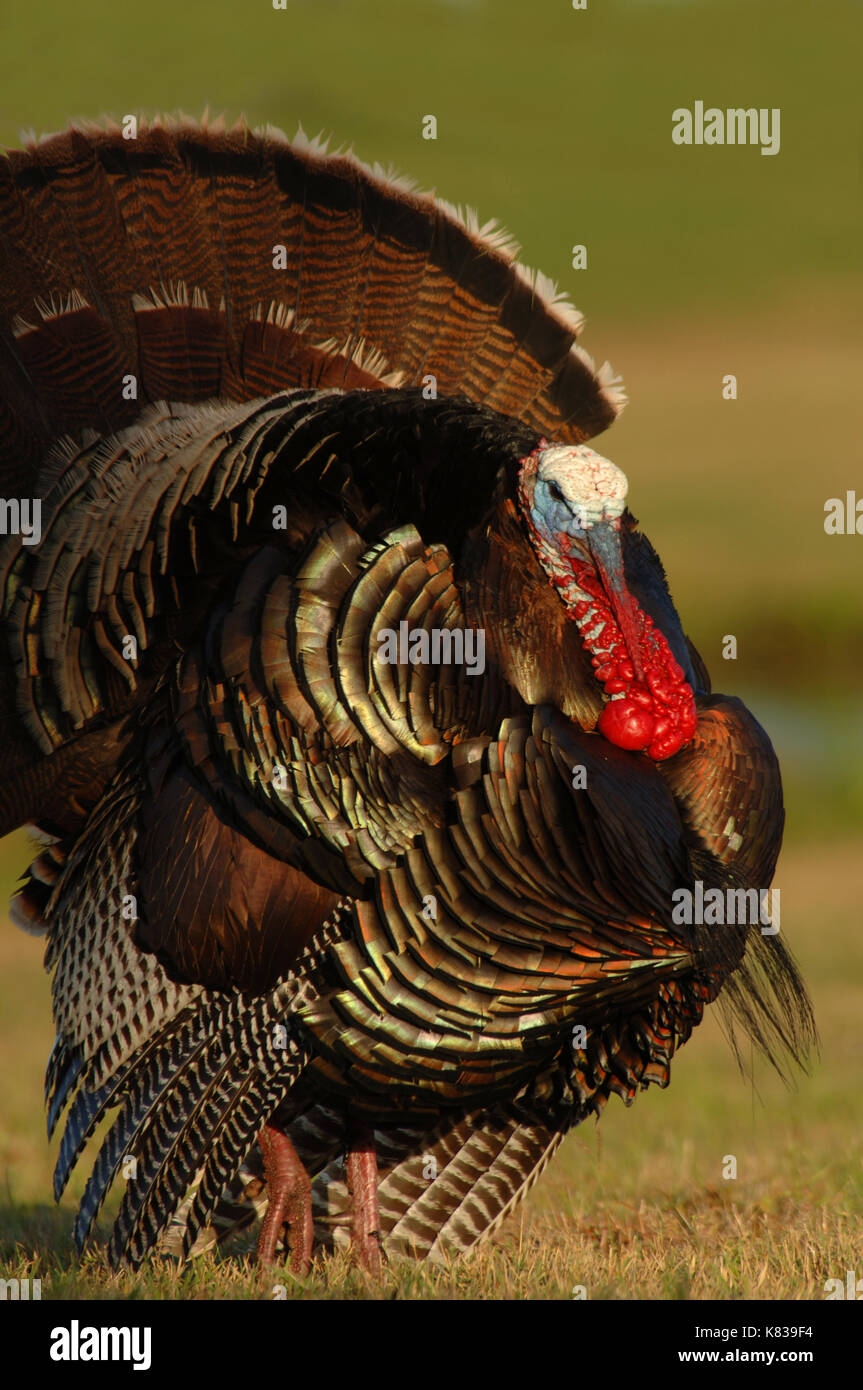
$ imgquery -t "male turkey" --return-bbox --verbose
[0,116,814,1276]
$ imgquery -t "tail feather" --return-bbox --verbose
[107,996,310,1268]
[55,1071,122,1203]
[177,1072,296,1263]
[71,1021,212,1248]
[386,1116,565,1261]
[108,1054,249,1268]
[45,1044,82,1138]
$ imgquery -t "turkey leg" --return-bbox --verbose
[345,1128,383,1275]
[256,1123,314,1274]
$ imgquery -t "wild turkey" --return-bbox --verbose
[0,116,814,1275]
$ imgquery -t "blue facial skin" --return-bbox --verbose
[530,476,591,543]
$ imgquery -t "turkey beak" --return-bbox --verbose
[585,518,645,683]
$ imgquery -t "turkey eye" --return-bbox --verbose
[549,482,565,502]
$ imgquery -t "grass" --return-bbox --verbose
[1,840,859,1299]
[0,1195,856,1301]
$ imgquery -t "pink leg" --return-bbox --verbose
[256,1123,313,1275]
[346,1129,383,1275]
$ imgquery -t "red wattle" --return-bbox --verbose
[562,554,697,763]
[598,699,654,750]
[514,464,697,764]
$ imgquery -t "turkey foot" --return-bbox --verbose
[346,1130,383,1276]
[256,1123,314,1275]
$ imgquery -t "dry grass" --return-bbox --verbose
[1,1196,855,1302]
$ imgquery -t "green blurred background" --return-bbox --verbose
[0,0,859,1290]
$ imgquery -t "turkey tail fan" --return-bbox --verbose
[0,115,625,498]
